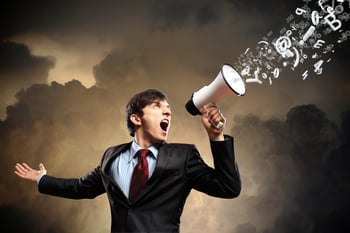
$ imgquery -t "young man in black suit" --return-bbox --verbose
[15,89,241,233]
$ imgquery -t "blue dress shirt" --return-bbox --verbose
[109,141,158,198]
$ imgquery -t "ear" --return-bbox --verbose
[130,114,142,126]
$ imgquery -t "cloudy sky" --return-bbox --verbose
[1,0,349,232]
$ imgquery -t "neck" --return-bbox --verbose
[134,135,152,149]
[134,135,164,149]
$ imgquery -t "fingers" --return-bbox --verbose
[22,163,32,171]
[15,163,29,175]
[14,164,27,179]
[14,162,46,183]
[14,162,46,180]
[205,104,226,129]
[39,163,47,175]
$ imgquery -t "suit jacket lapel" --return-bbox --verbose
[149,144,171,182]
[101,142,132,204]
[101,142,131,171]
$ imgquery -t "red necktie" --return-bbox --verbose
[129,149,149,202]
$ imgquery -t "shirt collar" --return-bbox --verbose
[128,140,159,162]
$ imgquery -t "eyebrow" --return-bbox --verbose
[151,101,171,108]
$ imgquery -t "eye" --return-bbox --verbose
[152,102,161,109]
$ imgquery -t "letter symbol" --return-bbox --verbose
[324,13,342,31]
[313,40,326,49]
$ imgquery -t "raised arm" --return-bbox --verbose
[190,103,241,198]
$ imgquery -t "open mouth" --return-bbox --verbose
[160,119,169,132]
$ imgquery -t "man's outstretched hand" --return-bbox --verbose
[14,163,47,183]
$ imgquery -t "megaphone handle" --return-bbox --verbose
[215,121,224,129]
[206,103,225,129]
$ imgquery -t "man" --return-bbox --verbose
[14,89,241,233]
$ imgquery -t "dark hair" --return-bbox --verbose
[126,89,168,137]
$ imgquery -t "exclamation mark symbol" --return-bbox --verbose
[299,26,316,46]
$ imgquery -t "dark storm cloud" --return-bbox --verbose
[0,80,125,233]
[1,80,115,130]
[0,0,134,39]
[0,0,78,38]
[0,41,55,118]
[149,0,221,30]
[285,105,340,160]
[232,104,350,233]
[0,0,224,39]
[227,0,296,12]
[224,0,298,35]
[93,48,150,88]
[0,0,294,38]
[0,41,54,82]
[148,0,298,32]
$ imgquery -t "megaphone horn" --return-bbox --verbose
[185,64,246,116]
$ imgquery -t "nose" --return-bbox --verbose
[163,106,171,116]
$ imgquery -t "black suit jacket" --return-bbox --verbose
[38,135,241,233]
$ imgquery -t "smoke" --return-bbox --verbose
[0,79,125,233]
[149,0,222,30]
[231,104,349,233]
[93,48,152,89]
[0,41,55,118]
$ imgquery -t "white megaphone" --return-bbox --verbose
[185,64,246,116]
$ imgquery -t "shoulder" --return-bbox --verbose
[160,142,198,155]
[162,142,196,149]
[105,142,131,154]
[100,142,131,164]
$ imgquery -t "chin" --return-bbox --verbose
[158,137,167,142]
[155,135,167,143]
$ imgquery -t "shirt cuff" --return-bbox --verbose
[37,174,45,184]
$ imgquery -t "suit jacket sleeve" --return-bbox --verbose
[187,135,241,198]
[38,166,106,199]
